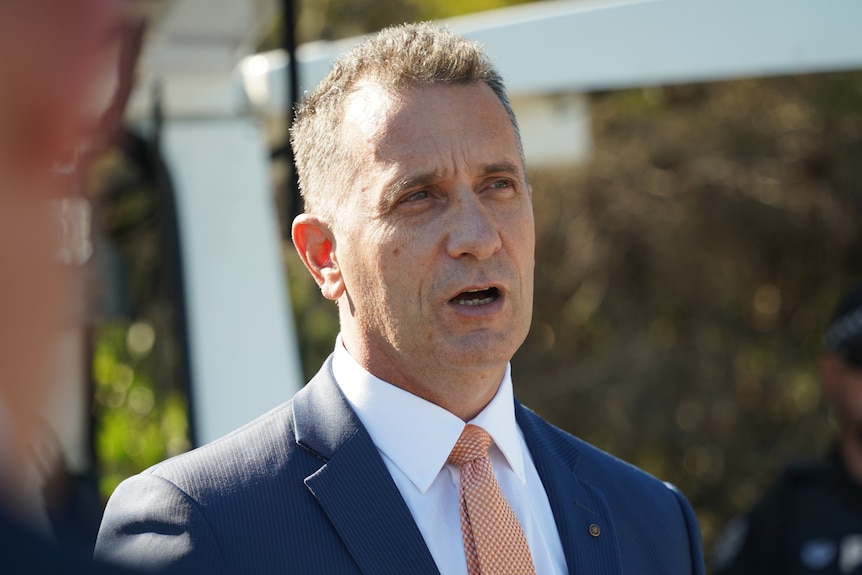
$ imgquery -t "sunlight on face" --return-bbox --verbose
[333,83,535,408]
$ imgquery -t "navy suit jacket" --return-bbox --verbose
[95,357,706,574]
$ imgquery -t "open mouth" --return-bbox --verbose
[450,287,499,306]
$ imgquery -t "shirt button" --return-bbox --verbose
[589,523,601,537]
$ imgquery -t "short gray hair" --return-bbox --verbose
[290,22,522,225]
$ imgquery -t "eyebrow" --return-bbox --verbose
[382,173,437,204]
[381,161,523,206]
[480,161,522,179]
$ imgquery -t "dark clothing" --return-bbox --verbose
[714,447,862,574]
[95,355,706,575]
[0,508,137,575]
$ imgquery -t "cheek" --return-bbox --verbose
[351,235,406,300]
[377,237,431,302]
[380,229,422,269]
[376,247,410,295]
[507,214,536,268]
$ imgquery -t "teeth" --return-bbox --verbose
[455,296,495,306]
[453,288,496,306]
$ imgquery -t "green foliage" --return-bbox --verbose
[405,0,536,21]
[93,320,190,498]
[87,136,192,501]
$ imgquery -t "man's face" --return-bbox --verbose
[332,82,535,400]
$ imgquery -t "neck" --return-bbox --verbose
[373,362,504,422]
[339,334,505,421]
[402,374,502,422]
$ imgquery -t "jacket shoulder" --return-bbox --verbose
[517,403,683,500]
[143,399,309,496]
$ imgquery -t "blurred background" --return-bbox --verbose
[36,0,862,569]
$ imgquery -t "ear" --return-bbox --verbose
[292,214,344,301]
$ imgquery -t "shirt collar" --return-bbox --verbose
[332,335,526,493]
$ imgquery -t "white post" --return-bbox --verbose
[163,117,303,445]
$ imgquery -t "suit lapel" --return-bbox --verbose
[293,359,440,575]
[516,402,624,575]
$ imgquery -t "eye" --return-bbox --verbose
[402,189,429,203]
[484,178,516,196]
[390,188,432,214]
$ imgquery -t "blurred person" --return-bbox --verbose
[713,283,862,574]
[95,23,706,574]
[0,0,139,572]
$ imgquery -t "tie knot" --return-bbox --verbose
[448,424,492,466]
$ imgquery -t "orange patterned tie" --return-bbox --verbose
[448,424,536,575]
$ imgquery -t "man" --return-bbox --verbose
[95,23,705,574]
[714,283,862,574]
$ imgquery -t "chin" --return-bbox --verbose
[444,335,522,369]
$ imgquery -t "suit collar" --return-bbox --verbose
[516,402,624,575]
[293,358,624,574]
[292,356,360,458]
[292,357,440,575]
[332,342,528,489]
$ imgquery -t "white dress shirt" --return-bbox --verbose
[332,337,567,575]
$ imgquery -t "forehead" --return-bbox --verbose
[342,82,523,177]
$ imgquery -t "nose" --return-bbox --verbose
[445,191,502,260]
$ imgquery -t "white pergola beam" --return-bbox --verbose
[468,0,862,94]
[249,0,862,111]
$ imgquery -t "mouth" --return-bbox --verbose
[449,287,500,307]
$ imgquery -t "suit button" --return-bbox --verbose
[589,523,601,537]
